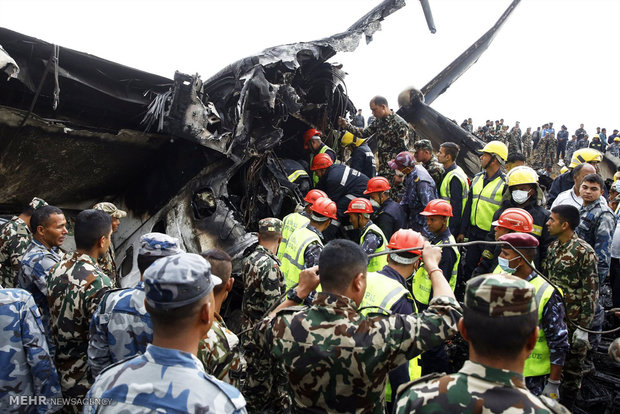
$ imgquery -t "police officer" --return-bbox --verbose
[364,176,405,241]
[93,202,127,286]
[437,142,469,237]
[277,189,326,260]
[345,197,388,272]
[547,148,603,207]
[341,132,376,178]
[85,253,247,413]
[304,128,336,186]
[413,139,445,189]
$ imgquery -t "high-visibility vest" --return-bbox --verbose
[469,172,506,232]
[359,272,421,402]
[277,212,310,261]
[311,145,334,186]
[280,227,323,288]
[440,165,469,215]
[288,169,309,183]
[524,276,560,377]
[412,235,460,305]
[361,223,388,272]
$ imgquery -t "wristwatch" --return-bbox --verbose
[286,287,304,305]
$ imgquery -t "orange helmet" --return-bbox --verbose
[387,229,426,256]
[310,197,337,220]
[344,197,373,214]
[304,128,321,145]
[303,189,328,205]
[364,176,391,194]
[420,199,453,217]
[311,153,334,170]
[491,208,534,233]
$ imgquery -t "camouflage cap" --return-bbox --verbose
[144,252,222,310]
[93,202,127,218]
[413,139,433,152]
[464,273,537,317]
[29,197,48,210]
[388,151,415,170]
[139,232,183,257]
[258,217,283,234]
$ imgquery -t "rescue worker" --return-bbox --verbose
[344,197,387,272]
[277,189,326,260]
[93,202,127,286]
[413,139,445,189]
[280,196,336,289]
[547,148,603,207]
[304,128,336,186]
[437,142,469,236]
[364,176,405,241]
[341,131,376,178]
[589,134,605,152]
[388,151,437,236]
[281,158,312,196]
[608,136,620,158]
[497,233,568,398]
[458,141,508,279]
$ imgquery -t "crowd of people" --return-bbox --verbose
[0,95,619,413]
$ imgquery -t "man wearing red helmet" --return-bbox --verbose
[345,198,388,272]
[304,128,336,186]
[364,177,405,241]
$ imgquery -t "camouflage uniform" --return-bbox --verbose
[576,197,616,285]
[565,139,577,163]
[413,140,445,188]
[85,253,246,413]
[522,132,533,158]
[256,292,462,413]
[608,142,620,158]
[394,274,569,414]
[198,313,247,388]
[542,232,599,402]
[506,129,522,155]
[94,202,127,285]
[47,252,114,400]
[533,134,557,169]
[401,165,437,236]
[0,288,62,413]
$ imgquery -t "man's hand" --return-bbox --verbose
[542,379,560,400]
[421,241,441,271]
[338,117,348,128]
[298,266,320,298]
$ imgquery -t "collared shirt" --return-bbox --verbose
[551,188,583,210]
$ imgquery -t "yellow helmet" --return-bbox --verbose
[341,132,365,147]
[560,166,569,174]
[480,140,508,162]
[507,166,538,186]
[569,148,603,168]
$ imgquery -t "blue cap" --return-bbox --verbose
[139,232,183,257]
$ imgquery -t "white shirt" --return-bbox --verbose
[551,188,583,210]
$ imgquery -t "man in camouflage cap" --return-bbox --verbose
[93,202,127,285]
[86,252,247,413]
[240,218,290,412]
[395,273,569,414]
[88,232,183,377]
[413,139,445,189]
[0,197,47,288]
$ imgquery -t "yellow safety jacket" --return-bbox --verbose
[277,212,310,261]
[288,169,309,184]
[280,227,322,288]
[361,223,388,272]
[469,172,506,232]
[440,165,469,215]
[412,235,459,305]
[311,145,334,186]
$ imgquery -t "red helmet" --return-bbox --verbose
[364,176,391,194]
[420,199,453,217]
[304,189,328,205]
[311,153,334,170]
[304,128,321,145]
[344,197,373,214]
[387,229,426,256]
[310,197,337,220]
[491,208,534,233]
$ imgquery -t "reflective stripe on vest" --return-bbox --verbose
[361,223,388,272]
[439,166,469,215]
[311,146,332,185]
[277,212,310,261]
[411,235,460,305]
[280,227,322,288]
[470,173,506,232]
[523,276,558,377]
[288,169,309,183]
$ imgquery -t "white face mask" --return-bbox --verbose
[370,198,381,208]
[512,190,530,204]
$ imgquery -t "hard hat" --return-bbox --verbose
[420,199,453,217]
[344,197,373,215]
[593,134,600,140]
[569,148,603,168]
[310,153,334,170]
[364,176,391,194]
[387,229,426,256]
[560,166,569,174]
[479,140,508,162]
[310,197,337,220]
[341,132,356,146]
[304,128,321,145]
[614,137,620,142]
[303,189,328,205]
[507,166,538,187]
[491,208,534,233]
[615,171,620,181]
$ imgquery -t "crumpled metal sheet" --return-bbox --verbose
[0,44,19,80]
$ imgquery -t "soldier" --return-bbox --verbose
[557,125,569,162]
[437,142,469,236]
[547,148,603,207]
[389,151,437,236]
[543,205,598,410]
[341,131,376,178]
[394,273,570,414]
[17,205,67,353]
[565,134,578,163]
[345,197,388,272]
[522,127,533,158]
[364,176,405,241]
[198,249,246,387]
[85,253,246,413]
[93,202,127,286]
[413,139,444,189]
[88,232,183,377]
[351,108,365,128]
[338,95,410,182]
[277,189,326,261]
[533,132,557,170]
[240,218,290,413]
[506,125,523,155]
[0,197,47,288]
[550,163,596,210]
[497,233,569,398]
[256,239,462,413]
[47,209,114,403]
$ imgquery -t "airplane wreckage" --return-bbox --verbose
[1,1,619,411]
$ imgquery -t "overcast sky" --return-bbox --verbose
[3,0,619,136]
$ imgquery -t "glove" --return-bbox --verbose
[572,328,590,350]
[542,379,560,400]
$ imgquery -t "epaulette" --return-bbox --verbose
[394,372,446,399]
[537,395,571,414]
